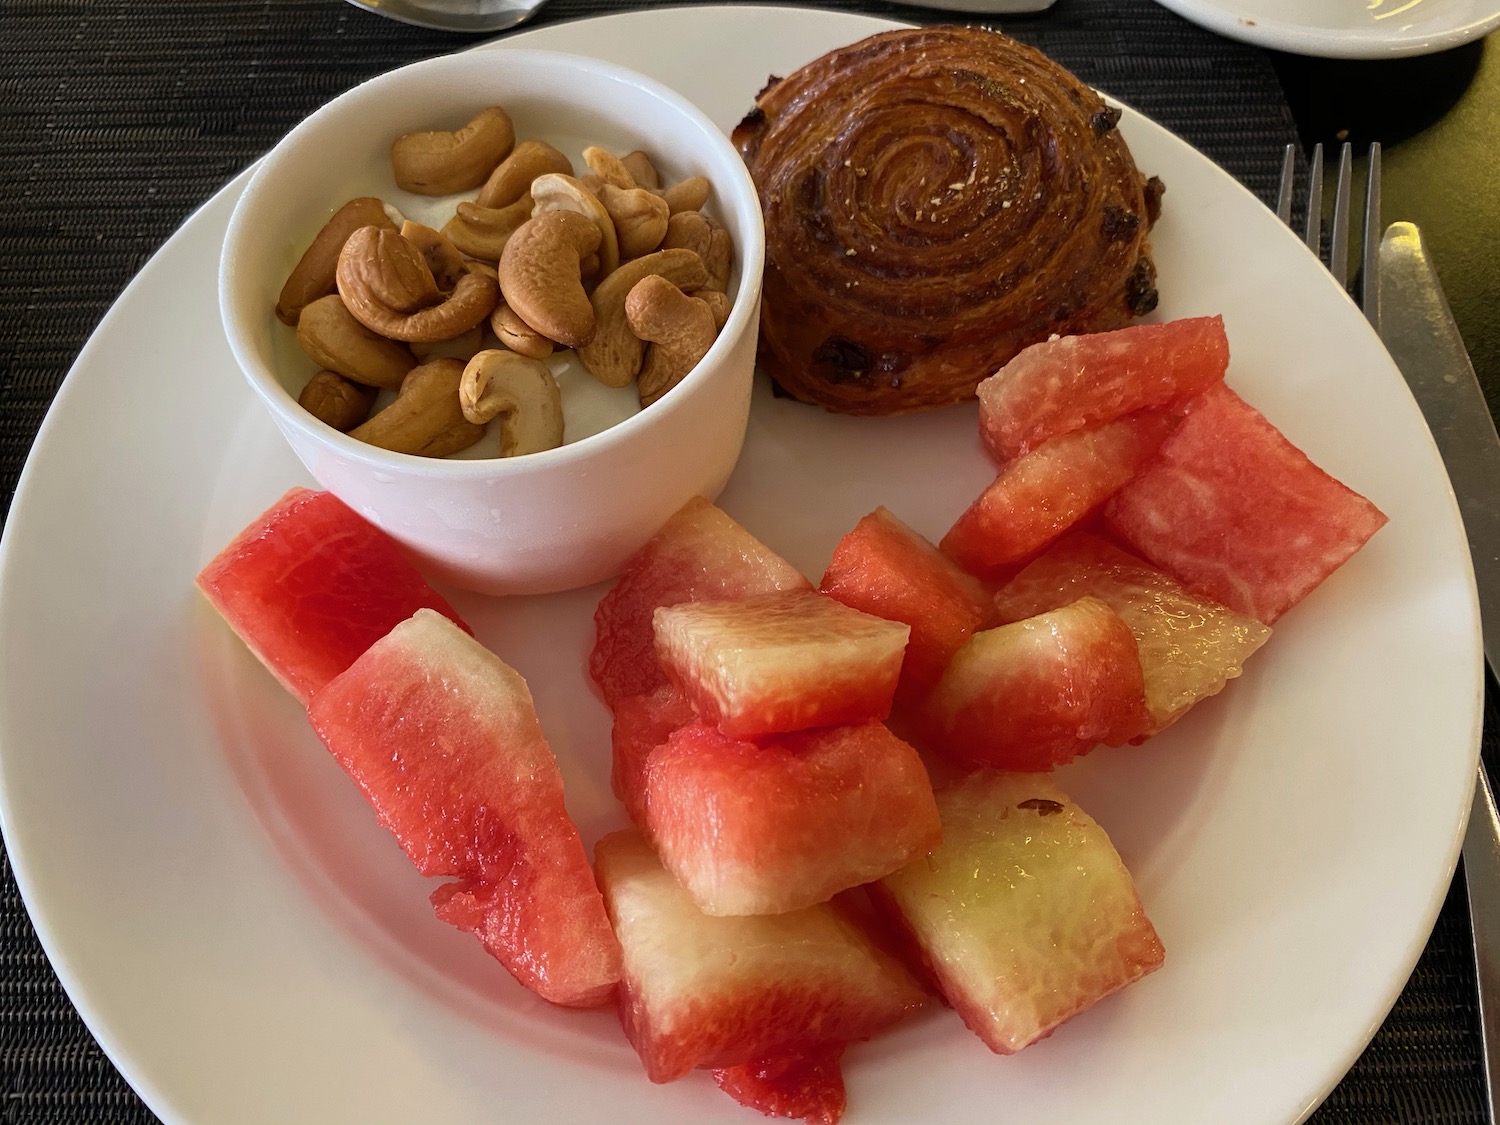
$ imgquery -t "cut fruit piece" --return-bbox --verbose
[926,596,1151,771]
[611,683,696,833]
[1104,382,1389,624]
[994,531,1272,734]
[595,829,927,1083]
[307,609,621,1009]
[195,486,470,705]
[819,507,993,709]
[644,720,941,916]
[873,770,1164,1054]
[591,497,812,707]
[941,410,1179,578]
[712,1046,848,1125]
[654,590,909,738]
[976,315,1229,462]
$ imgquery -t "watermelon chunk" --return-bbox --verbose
[873,770,1164,1054]
[653,591,909,738]
[195,486,470,705]
[926,596,1152,771]
[595,829,928,1083]
[1104,383,1389,624]
[610,683,697,833]
[994,531,1272,733]
[591,497,811,707]
[644,720,941,916]
[819,507,993,709]
[712,1046,848,1125]
[940,411,1179,578]
[976,316,1229,462]
[307,609,622,1008]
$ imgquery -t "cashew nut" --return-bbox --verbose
[582,146,635,190]
[476,140,573,209]
[441,194,534,262]
[490,301,554,359]
[575,248,709,388]
[400,220,467,292]
[657,175,711,215]
[662,210,734,292]
[691,288,733,330]
[294,294,417,390]
[276,197,396,325]
[626,276,719,407]
[338,227,500,343]
[620,150,660,191]
[349,358,486,457]
[529,173,620,278]
[298,369,378,431]
[498,210,601,350]
[459,349,565,456]
[411,325,485,363]
[390,106,515,196]
[598,184,670,259]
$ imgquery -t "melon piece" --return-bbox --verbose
[712,1046,848,1125]
[591,496,812,707]
[307,609,621,1008]
[819,507,992,708]
[610,683,696,833]
[1104,382,1389,624]
[926,597,1151,771]
[195,486,470,705]
[873,770,1164,1054]
[595,829,927,1083]
[653,590,909,738]
[644,720,941,916]
[976,315,1229,462]
[994,531,1272,734]
[941,410,1179,578]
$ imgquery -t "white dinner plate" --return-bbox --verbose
[0,7,1481,1124]
[1152,0,1500,58]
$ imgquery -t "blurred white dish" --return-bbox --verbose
[1153,0,1500,57]
[0,6,1480,1125]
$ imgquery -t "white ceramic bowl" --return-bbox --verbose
[220,48,764,596]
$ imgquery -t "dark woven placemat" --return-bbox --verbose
[0,0,1487,1121]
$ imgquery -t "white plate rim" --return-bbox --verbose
[1151,0,1500,58]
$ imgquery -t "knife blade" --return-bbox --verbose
[1379,219,1500,1123]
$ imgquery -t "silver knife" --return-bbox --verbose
[1379,220,1500,1123]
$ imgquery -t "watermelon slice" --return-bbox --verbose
[644,719,941,916]
[818,507,993,709]
[712,1046,848,1125]
[595,829,928,1083]
[940,410,1179,578]
[873,770,1164,1054]
[195,486,470,706]
[926,596,1152,771]
[976,316,1229,462]
[307,609,622,1009]
[994,531,1272,733]
[1104,382,1389,624]
[610,683,697,833]
[653,590,909,739]
[591,497,812,707]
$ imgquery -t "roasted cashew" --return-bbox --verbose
[400,220,467,292]
[411,325,486,363]
[298,369,378,431]
[626,275,719,407]
[276,197,396,325]
[294,294,417,390]
[459,349,564,456]
[581,146,635,190]
[349,358,486,457]
[598,184,669,259]
[620,150,660,191]
[575,248,709,388]
[662,210,734,292]
[476,140,573,209]
[498,210,601,350]
[490,301,554,360]
[441,195,533,262]
[338,227,499,343]
[529,173,620,278]
[690,288,733,330]
[390,106,515,196]
[656,175,711,215]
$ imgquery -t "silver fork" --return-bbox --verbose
[1275,140,1383,329]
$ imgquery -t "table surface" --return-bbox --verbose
[1,1,1497,1121]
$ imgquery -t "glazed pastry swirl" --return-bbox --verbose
[734,26,1162,415]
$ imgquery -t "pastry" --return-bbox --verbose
[733,26,1163,415]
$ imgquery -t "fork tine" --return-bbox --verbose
[1276,144,1296,226]
[1329,142,1353,287]
[1362,142,1383,330]
[1303,143,1324,253]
